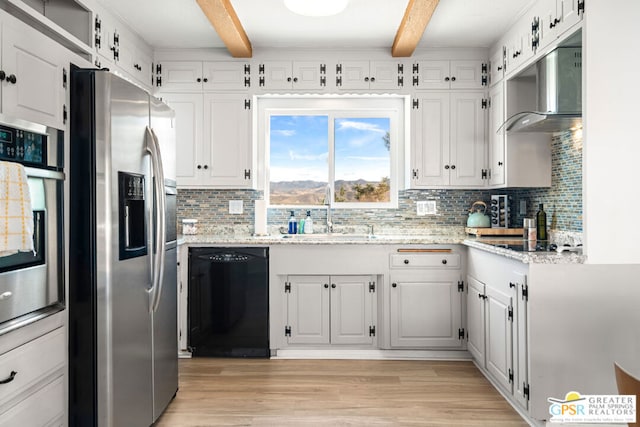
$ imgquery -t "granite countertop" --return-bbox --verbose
[177,230,585,264]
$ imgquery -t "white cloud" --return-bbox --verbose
[336,120,386,134]
[288,150,328,161]
[272,129,296,137]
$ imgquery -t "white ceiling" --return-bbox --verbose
[100,0,534,52]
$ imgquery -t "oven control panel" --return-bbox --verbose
[0,124,47,166]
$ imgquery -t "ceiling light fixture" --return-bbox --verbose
[283,0,350,17]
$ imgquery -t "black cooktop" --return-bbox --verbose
[486,241,582,253]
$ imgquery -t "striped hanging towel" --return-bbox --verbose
[0,161,34,257]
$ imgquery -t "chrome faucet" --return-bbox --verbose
[324,185,333,233]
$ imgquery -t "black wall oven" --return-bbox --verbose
[0,116,64,334]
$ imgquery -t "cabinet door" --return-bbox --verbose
[450,60,485,89]
[466,276,485,364]
[161,93,204,187]
[1,24,65,129]
[203,93,252,187]
[330,275,374,345]
[485,285,513,394]
[203,61,251,91]
[560,0,582,31]
[449,92,486,187]
[259,61,292,90]
[292,61,326,90]
[160,61,203,92]
[489,48,505,86]
[287,275,330,344]
[411,92,450,187]
[512,271,529,410]
[337,61,369,90]
[390,271,463,348]
[369,61,401,90]
[414,60,449,89]
[488,83,505,187]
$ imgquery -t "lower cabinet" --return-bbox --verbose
[0,326,66,425]
[284,275,376,346]
[467,248,529,410]
[389,251,465,349]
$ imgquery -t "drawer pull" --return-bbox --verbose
[0,370,17,384]
[392,283,397,288]
[404,259,409,265]
[441,259,447,265]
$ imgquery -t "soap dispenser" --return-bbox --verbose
[288,211,297,234]
[304,211,314,234]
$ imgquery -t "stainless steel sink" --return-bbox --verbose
[280,233,378,240]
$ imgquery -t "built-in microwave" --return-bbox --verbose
[0,116,64,334]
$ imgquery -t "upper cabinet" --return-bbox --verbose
[412,60,487,90]
[162,92,253,188]
[92,7,153,90]
[411,91,488,188]
[258,61,327,91]
[0,17,68,130]
[538,0,583,49]
[335,61,405,90]
[157,61,252,92]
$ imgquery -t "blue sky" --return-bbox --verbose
[270,115,390,182]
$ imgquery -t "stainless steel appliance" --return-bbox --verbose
[68,68,177,426]
[501,47,582,133]
[0,116,64,334]
[188,247,269,358]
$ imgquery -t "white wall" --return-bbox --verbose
[583,1,640,264]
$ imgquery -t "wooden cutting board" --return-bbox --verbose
[465,227,524,237]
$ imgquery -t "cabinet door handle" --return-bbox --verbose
[287,77,292,82]
[324,284,329,289]
[0,370,17,384]
[444,165,450,170]
[370,77,375,82]
[0,70,5,81]
[203,165,208,170]
[293,77,298,82]
[392,283,397,288]
[197,78,202,82]
[451,76,456,82]
[441,259,447,265]
[509,282,516,288]
[203,78,208,83]
[331,283,336,288]
[7,74,16,84]
[450,165,456,170]
[403,259,409,265]
[197,164,202,169]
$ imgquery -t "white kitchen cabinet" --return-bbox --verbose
[162,92,253,188]
[118,36,153,88]
[335,60,405,90]
[467,248,530,411]
[0,326,66,425]
[258,61,327,90]
[285,275,376,346]
[489,47,506,86]
[488,83,505,186]
[539,0,583,50]
[389,252,464,349]
[411,91,487,188]
[485,284,513,394]
[412,60,487,90]
[466,276,485,363]
[158,61,251,92]
[1,19,67,129]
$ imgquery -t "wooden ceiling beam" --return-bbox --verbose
[196,0,252,58]
[391,0,440,57]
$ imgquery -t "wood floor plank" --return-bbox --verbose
[154,358,528,426]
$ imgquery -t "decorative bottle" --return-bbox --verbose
[536,203,547,241]
[304,211,314,234]
[287,211,297,234]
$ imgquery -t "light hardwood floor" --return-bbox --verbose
[155,358,528,426]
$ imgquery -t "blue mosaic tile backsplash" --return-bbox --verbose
[177,130,582,234]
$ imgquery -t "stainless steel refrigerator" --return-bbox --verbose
[68,68,178,426]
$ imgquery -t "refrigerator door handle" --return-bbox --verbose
[145,126,167,312]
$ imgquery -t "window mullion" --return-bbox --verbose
[328,113,336,200]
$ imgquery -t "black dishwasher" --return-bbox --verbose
[188,247,269,357]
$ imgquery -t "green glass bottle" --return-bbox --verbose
[536,203,547,241]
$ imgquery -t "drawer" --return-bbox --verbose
[0,327,65,407]
[390,253,460,269]
[0,376,64,427]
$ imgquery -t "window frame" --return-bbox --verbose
[256,94,408,209]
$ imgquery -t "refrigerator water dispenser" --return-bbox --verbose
[118,171,147,260]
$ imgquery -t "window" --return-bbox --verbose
[258,96,406,208]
